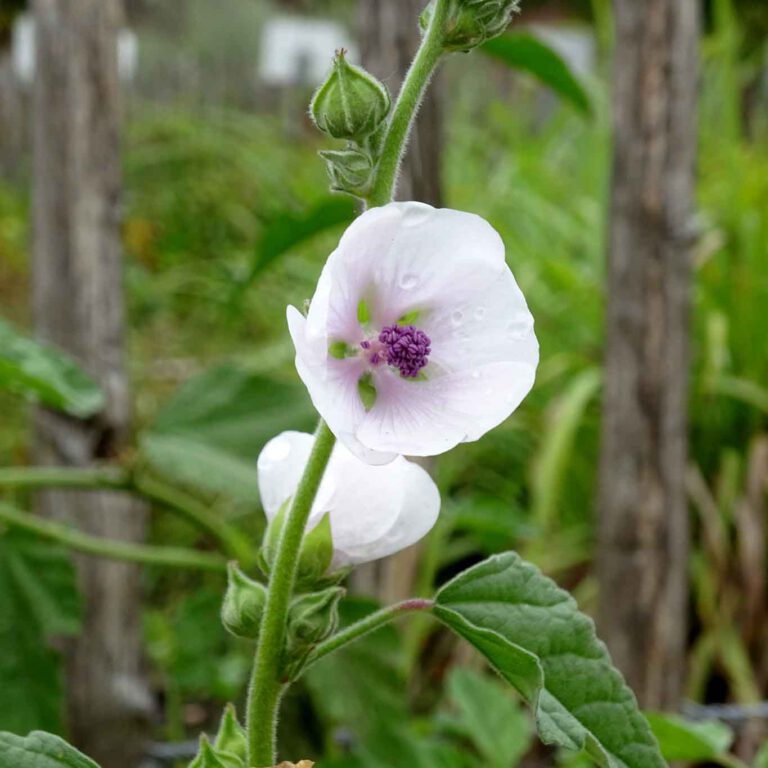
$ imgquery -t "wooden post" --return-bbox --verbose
[597,0,700,708]
[31,0,151,763]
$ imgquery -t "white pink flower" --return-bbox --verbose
[257,431,439,567]
[288,202,538,464]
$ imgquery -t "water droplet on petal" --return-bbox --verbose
[263,437,291,463]
[474,306,486,320]
[451,310,464,327]
[507,311,533,340]
[400,273,419,290]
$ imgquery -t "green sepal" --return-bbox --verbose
[357,372,377,410]
[296,513,334,588]
[319,147,374,197]
[188,734,243,768]
[289,586,345,645]
[313,564,353,589]
[213,704,247,762]
[220,563,267,640]
[310,50,391,141]
[261,504,336,588]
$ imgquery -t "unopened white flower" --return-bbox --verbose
[257,431,440,567]
[288,202,538,464]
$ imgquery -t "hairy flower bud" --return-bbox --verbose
[421,0,522,52]
[220,563,267,640]
[283,586,345,679]
[318,147,374,196]
[288,586,345,646]
[310,50,391,141]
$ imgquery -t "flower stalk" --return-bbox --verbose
[246,421,336,767]
[301,598,434,672]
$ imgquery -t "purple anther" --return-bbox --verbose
[378,324,431,378]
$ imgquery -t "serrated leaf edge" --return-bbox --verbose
[433,552,666,768]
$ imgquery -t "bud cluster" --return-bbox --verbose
[421,0,522,52]
[310,50,391,198]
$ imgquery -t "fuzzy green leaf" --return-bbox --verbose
[0,731,99,768]
[645,712,732,762]
[433,552,665,768]
[250,197,356,280]
[481,34,591,115]
[442,667,532,768]
[0,533,81,733]
[0,318,104,418]
[140,364,314,505]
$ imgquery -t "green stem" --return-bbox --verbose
[0,501,227,572]
[0,465,129,490]
[0,466,248,563]
[302,598,434,672]
[246,420,336,767]
[366,0,449,207]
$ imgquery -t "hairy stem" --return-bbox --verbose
[246,421,336,767]
[366,0,449,208]
[302,598,434,671]
[0,501,227,572]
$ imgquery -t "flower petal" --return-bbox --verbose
[423,265,537,371]
[288,306,396,465]
[257,432,440,567]
[325,203,507,328]
[288,203,539,462]
[357,360,536,456]
[257,431,314,518]
[332,457,440,566]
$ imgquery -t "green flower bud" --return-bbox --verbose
[283,586,345,680]
[188,734,243,768]
[220,563,267,640]
[288,586,345,646]
[310,50,391,141]
[421,0,522,52]
[318,147,374,196]
[213,704,247,762]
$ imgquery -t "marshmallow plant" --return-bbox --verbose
[0,3,668,768]
[231,2,667,765]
